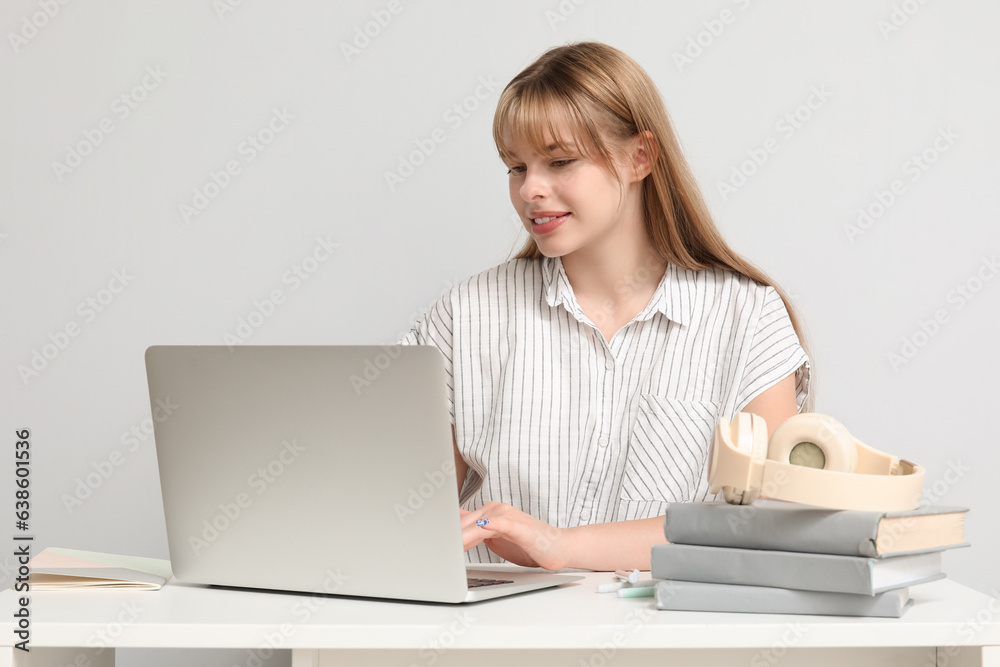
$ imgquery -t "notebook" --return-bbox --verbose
[26,547,172,590]
[145,345,582,603]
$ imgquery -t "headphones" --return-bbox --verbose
[708,413,925,512]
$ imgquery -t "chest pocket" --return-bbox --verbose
[620,395,719,513]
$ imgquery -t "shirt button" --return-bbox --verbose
[598,436,609,447]
[580,508,591,521]
[605,358,615,370]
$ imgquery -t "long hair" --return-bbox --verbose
[493,42,813,407]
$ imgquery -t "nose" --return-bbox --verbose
[519,167,548,201]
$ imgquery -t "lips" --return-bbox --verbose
[528,212,569,235]
[529,211,570,224]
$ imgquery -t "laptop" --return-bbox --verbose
[145,345,583,603]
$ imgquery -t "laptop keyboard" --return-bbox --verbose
[467,576,514,589]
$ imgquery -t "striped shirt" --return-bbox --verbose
[397,255,810,564]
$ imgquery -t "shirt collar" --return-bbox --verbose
[541,256,693,327]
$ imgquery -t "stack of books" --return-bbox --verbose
[651,500,969,617]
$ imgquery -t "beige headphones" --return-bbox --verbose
[708,413,925,511]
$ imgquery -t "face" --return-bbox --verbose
[503,123,645,260]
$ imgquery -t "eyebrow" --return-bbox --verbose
[506,142,579,160]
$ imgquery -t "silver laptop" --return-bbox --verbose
[145,345,582,603]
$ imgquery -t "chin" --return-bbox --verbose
[533,242,570,259]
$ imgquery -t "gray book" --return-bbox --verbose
[654,579,913,617]
[663,500,969,558]
[650,543,945,595]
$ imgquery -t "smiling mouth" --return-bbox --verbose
[531,213,570,224]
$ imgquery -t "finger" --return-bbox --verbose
[461,521,490,551]
[470,515,525,542]
[459,507,490,530]
[460,501,506,530]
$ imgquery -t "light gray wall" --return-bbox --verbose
[2,1,997,663]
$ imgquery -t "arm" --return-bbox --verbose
[452,425,467,496]
[461,507,666,571]
[463,372,802,571]
[741,370,800,437]
[557,516,666,570]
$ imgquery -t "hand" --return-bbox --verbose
[460,502,570,570]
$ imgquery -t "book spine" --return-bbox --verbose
[651,544,877,595]
[654,580,910,618]
[663,502,881,557]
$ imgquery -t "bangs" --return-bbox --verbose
[493,84,612,167]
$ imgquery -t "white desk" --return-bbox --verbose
[3,566,1000,667]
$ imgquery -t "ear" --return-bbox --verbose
[625,130,657,183]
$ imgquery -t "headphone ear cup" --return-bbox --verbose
[768,413,857,473]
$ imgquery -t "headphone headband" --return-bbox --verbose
[709,413,925,512]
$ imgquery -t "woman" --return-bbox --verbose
[398,42,811,571]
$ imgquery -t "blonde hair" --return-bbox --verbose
[493,42,812,406]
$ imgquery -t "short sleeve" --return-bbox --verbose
[735,287,811,412]
[395,293,456,426]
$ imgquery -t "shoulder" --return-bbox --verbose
[671,263,773,304]
[444,257,545,301]
[661,263,782,335]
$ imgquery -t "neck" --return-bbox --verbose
[559,199,665,308]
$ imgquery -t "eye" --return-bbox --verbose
[506,165,526,175]
[551,159,575,168]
